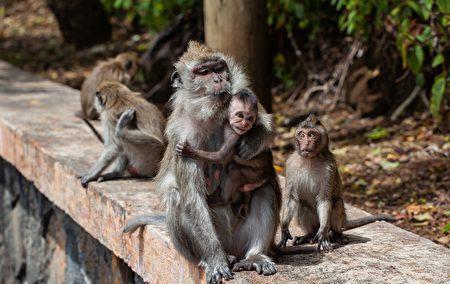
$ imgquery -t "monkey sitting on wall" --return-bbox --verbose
[80,52,139,120]
[278,114,394,251]
[175,88,273,216]
[80,81,165,187]
[124,41,280,283]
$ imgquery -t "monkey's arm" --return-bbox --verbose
[115,109,164,145]
[176,132,239,165]
[277,188,297,248]
[80,145,119,187]
[316,196,332,251]
[237,105,274,159]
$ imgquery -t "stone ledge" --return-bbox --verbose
[0,60,448,283]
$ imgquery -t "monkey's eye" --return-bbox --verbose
[215,66,224,72]
[298,132,306,138]
[236,112,244,119]
[309,132,317,139]
[247,116,255,122]
[198,69,209,75]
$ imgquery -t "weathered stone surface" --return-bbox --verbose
[0,60,449,283]
[0,158,141,284]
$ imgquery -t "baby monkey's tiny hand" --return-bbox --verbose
[176,141,194,157]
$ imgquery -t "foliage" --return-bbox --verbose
[101,0,199,32]
[267,0,339,84]
[333,0,449,121]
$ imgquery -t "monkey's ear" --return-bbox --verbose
[306,114,317,123]
[170,71,183,89]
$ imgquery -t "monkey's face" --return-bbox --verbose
[295,128,322,158]
[229,99,257,135]
[117,52,139,82]
[190,59,231,97]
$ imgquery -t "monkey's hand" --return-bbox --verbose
[175,141,194,158]
[116,109,136,136]
[315,231,332,252]
[277,228,293,248]
[79,173,97,188]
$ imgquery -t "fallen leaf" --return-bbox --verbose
[412,221,429,227]
[436,236,449,245]
[412,213,433,222]
[379,160,400,170]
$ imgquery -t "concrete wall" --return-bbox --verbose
[0,158,143,284]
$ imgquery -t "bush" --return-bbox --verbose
[102,0,199,32]
[333,0,449,121]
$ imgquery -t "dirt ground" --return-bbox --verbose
[1,0,448,247]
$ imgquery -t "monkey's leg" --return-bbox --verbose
[176,162,234,283]
[97,154,128,182]
[315,200,332,251]
[115,109,164,145]
[233,183,278,276]
[80,145,119,187]
[221,169,243,202]
[330,197,349,245]
[294,202,317,246]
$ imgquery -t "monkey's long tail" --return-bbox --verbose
[82,118,104,143]
[123,215,156,234]
[344,214,395,231]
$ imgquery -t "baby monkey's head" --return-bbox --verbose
[229,89,258,135]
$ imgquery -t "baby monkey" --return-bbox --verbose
[278,114,394,251]
[176,89,272,216]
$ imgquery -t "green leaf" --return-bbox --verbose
[416,73,425,87]
[430,76,446,120]
[380,160,400,170]
[413,213,432,222]
[437,0,450,13]
[366,126,389,140]
[432,54,445,68]
[442,222,450,233]
[407,45,424,75]
[424,0,433,10]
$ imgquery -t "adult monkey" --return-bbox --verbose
[124,41,280,283]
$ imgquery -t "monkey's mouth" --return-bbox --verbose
[301,149,313,155]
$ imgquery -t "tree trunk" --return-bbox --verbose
[46,0,112,49]
[204,0,272,111]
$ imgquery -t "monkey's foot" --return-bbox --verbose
[116,109,136,136]
[202,260,234,284]
[233,255,277,276]
[277,228,293,248]
[330,232,350,245]
[293,234,314,246]
[315,233,333,252]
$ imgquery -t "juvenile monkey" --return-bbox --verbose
[176,89,273,216]
[80,81,165,187]
[80,52,139,120]
[278,114,394,251]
